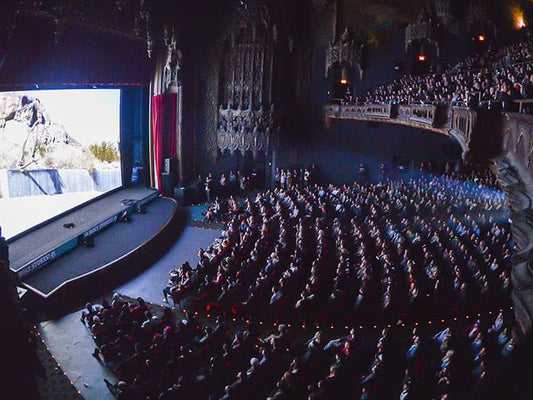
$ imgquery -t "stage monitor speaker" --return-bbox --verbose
[174,187,186,206]
[189,186,200,204]
[161,173,175,197]
[163,158,178,175]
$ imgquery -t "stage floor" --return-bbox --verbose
[8,186,158,273]
[23,196,176,296]
[0,191,102,240]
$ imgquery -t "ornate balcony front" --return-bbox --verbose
[325,103,476,154]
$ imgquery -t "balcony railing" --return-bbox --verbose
[398,104,436,126]
[325,103,391,119]
[325,103,477,150]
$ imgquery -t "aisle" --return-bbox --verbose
[38,226,222,400]
[116,226,222,306]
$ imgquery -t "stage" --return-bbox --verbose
[0,191,103,240]
[9,186,158,274]
[5,186,183,300]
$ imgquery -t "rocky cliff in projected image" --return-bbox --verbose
[0,93,81,168]
[0,88,121,239]
[0,90,121,200]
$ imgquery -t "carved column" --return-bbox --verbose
[151,27,186,182]
[466,111,533,337]
[494,115,533,336]
[493,156,533,336]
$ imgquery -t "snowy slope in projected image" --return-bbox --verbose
[0,89,122,239]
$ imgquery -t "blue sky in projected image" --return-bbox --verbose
[20,89,120,146]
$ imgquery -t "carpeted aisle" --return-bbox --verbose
[116,226,222,306]
[188,203,209,221]
[39,313,117,400]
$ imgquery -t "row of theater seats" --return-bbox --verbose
[165,170,512,325]
[81,295,514,399]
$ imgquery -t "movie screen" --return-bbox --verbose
[0,88,121,239]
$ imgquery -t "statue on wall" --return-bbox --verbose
[163,27,183,93]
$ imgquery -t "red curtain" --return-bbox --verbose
[152,94,164,191]
[164,93,178,158]
[151,93,178,191]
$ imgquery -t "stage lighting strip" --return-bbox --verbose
[34,327,83,399]
[145,300,514,333]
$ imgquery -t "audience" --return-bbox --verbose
[82,163,516,399]
[202,165,318,223]
[354,38,533,111]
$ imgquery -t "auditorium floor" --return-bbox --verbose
[37,225,222,400]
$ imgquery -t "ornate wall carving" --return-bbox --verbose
[431,0,452,26]
[325,27,363,77]
[324,103,473,146]
[217,107,273,155]
[162,27,183,94]
[205,46,223,158]
[11,0,155,55]
[405,10,439,56]
[490,115,533,336]
[216,0,278,155]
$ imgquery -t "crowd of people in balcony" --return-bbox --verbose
[359,38,533,110]
[81,163,517,399]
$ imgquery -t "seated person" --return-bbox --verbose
[81,302,104,325]
[205,206,215,222]
[261,324,290,351]
[163,268,180,303]
[324,328,356,352]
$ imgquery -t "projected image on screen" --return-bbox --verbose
[0,89,121,239]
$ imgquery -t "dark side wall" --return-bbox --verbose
[0,15,150,86]
[273,2,466,184]
[183,0,527,186]
[178,0,231,182]
[277,121,461,185]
